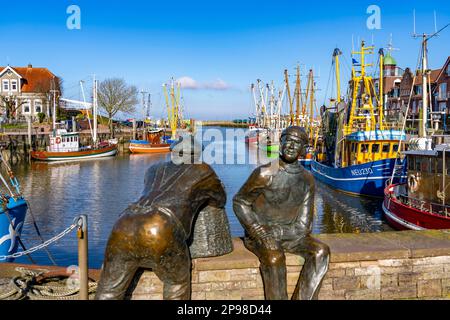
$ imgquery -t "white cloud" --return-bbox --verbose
[176,76,231,90]
[204,78,230,90]
[177,76,200,89]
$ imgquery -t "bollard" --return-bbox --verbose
[77,215,89,300]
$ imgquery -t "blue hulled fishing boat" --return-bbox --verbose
[312,43,406,197]
[0,155,28,262]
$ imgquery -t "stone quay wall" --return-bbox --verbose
[131,230,450,300]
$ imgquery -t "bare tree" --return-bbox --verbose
[0,95,26,123]
[97,78,138,137]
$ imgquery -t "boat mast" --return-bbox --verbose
[251,84,260,127]
[309,70,315,145]
[333,48,342,104]
[420,34,429,138]
[93,75,98,145]
[284,70,294,125]
[347,41,377,134]
[295,65,301,126]
[379,48,385,127]
[269,81,275,129]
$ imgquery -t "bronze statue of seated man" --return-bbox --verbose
[233,126,330,300]
[95,136,231,300]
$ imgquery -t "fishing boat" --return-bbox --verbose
[31,77,118,162]
[383,146,450,230]
[128,79,182,154]
[383,32,450,230]
[129,129,171,154]
[245,125,264,145]
[0,153,27,262]
[311,43,407,197]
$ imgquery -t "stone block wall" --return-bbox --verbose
[131,230,450,300]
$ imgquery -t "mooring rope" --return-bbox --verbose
[0,267,97,300]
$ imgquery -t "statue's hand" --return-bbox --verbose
[248,224,281,251]
[259,236,281,251]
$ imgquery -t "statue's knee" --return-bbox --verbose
[315,244,330,262]
[262,250,286,267]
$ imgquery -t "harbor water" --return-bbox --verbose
[12,127,392,268]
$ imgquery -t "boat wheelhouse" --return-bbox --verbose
[383,146,450,230]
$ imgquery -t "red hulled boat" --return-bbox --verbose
[383,146,450,230]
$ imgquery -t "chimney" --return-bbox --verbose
[27,63,32,68]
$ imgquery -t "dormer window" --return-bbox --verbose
[447,64,450,75]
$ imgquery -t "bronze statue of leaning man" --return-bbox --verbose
[233,126,330,300]
[96,136,232,300]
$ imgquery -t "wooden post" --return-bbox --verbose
[77,215,89,300]
[27,115,32,163]
[132,119,136,140]
[72,116,76,132]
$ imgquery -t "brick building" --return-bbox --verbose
[381,54,450,133]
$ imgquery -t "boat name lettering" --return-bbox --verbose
[351,168,373,176]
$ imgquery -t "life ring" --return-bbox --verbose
[55,137,61,144]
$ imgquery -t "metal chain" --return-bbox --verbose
[0,220,78,261]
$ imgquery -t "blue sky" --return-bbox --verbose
[1,0,449,120]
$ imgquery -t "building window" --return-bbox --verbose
[10,80,17,92]
[2,80,9,92]
[447,64,450,75]
[22,100,31,114]
[34,100,42,114]
[439,83,447,100]
[415,85,422,95]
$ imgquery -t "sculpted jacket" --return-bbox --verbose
[233,160,315,245]
[125,161,227,240]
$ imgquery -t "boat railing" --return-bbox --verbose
[395,192,450,218]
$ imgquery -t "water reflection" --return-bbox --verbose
[12,127,391,268]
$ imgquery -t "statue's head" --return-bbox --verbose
[170,135,203,164]
[280,126,308,163]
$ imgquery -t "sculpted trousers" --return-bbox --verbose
[95,212,191,300]
[245,235,330,300]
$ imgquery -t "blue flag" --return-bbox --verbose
[352,58,359,64]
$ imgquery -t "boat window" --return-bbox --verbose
[351,143,356,153]
[415,157,421,172]
[447,156,450,176]
[437,158,443,174]
[360,144,369,153]
[420,158,430,173]
[382,144,390,153]
[372,144,380,153]
[408,156,415,170]
[392,144,399,153]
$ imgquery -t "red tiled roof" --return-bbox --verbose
[415,69,442,85]
[0,66,57,93]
